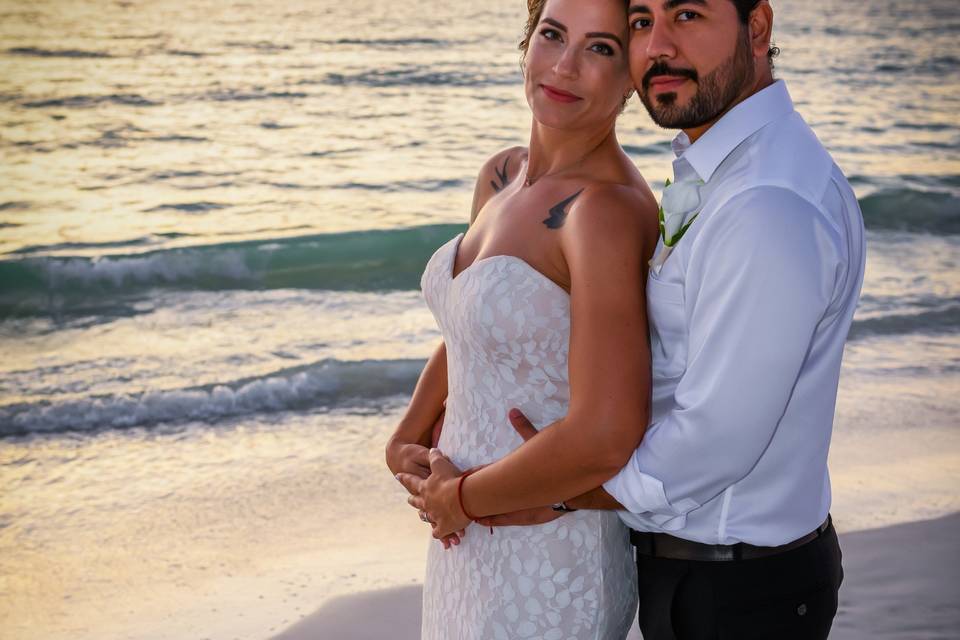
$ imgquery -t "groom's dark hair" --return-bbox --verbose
[730,0,781,68]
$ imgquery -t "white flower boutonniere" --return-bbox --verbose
[649,177,704,274]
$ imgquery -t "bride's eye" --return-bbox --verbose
[590,42,615,56]
[539,27,562,42]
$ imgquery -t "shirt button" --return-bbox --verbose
[797,603,808,616]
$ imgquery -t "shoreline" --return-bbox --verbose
[274,512,960,640]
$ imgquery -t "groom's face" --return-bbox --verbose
[627,0,756,129]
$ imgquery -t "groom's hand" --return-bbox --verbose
[475,506,563,528]
[507,407,540,441]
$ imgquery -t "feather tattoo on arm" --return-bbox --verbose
[542,188,584,230]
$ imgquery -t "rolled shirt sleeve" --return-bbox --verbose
[604,186,841,529]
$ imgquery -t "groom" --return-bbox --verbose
[401,1,865,637]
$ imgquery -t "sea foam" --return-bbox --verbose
[0,358,425,437]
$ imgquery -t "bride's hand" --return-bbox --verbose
[440,529,466,551]
[386,439,431,481]
[398,448,471,539]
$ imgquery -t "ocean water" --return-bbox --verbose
[1,0,958,638]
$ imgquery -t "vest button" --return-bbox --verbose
[797,603,808,616]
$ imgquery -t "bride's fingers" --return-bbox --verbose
[407,494,426,511]
[442,532,460,549]
[395,472,423,495]
[426,448,459,475]
[411,447,431,469]
[399,460,430,480]
[410,463,430,480]
[440,532,461,550]
[427,447,448,463]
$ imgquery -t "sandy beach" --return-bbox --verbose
[274,513,960,640]
[2,1,958,638]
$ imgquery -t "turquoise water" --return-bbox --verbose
[0,1,958,638]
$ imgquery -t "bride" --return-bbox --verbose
[385,0,658,637]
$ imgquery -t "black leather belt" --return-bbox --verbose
[630,515,833,562]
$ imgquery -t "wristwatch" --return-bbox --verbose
[551,501,577,513]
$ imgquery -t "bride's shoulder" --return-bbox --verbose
[481,145,527,171]
[558,179,660,264]
[571,180,659,238]
[468,146,528,222]
[559,181,659,280]
[477,146,527,191]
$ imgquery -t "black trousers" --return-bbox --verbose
[635,523,843,640]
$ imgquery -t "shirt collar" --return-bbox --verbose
[671,80,795,183]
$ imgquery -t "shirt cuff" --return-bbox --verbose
[602,465,700,531]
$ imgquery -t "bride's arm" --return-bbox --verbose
[502,410,628,512]
[405,183,658,531]
[385,340,449,477]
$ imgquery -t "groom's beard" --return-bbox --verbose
[639,29,755,130]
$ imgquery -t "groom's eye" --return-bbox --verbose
[677,11,700,22]
[631,18,652,30]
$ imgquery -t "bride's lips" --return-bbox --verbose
[541,84,582,103]
[648,76,690,92]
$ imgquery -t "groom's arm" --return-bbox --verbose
[602,188,843,525]
[568,486,623,510]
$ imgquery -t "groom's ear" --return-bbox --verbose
[747,1,775,64]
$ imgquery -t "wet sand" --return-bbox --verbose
[274,513,960,640]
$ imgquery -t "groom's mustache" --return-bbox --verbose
[642,62,698,90]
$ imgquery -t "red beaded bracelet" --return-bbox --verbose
[457,468,481,521]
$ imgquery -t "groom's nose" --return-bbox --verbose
[645,21,679,60]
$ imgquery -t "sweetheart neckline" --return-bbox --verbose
[445,233,570,298]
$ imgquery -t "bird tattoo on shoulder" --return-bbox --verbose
[542,188,584,230]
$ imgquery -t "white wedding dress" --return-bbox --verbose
[419,233,637,640]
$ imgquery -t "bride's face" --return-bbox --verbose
[523,0,632,131]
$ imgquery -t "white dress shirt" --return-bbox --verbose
[603,81,866,546]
